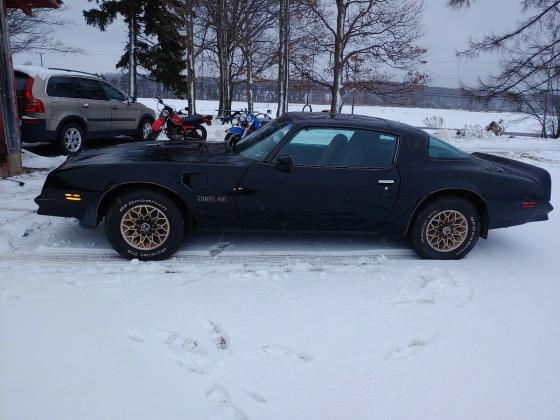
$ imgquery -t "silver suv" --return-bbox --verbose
[14,65,155,154]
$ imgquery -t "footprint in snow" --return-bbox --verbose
[261,344,314,364]
[206,384,249,420]
[156,329,214,374]
[383,338,431,361]
[205,319,230,350]
[392,270,473,307]
[209,242,233,257]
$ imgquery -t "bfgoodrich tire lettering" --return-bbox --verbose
[411,196,481,260]
[105,190,185,260]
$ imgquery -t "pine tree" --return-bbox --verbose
[84,1,190,101]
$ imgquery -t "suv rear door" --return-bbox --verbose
[73,77,112,136]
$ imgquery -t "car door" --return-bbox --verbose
[74,77,112,136]
[99,81,139,134]
[235,127,401,232]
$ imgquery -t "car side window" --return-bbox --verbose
[75,78,106,101]
[428,136,470,159]
[100,82,126,102]
[276,128,397,168]
[46,76,77,98]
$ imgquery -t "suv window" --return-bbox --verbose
[46,76,77,98]
[75,78,106,101]
[100,82,126,101]
[277,128,397,168]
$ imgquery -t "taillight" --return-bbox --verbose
[23,77,45,113]
[521,201,536,209]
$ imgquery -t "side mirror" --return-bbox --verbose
[276,155,294,172]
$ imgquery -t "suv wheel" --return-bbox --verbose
[105,189,185,260]
[136,118,154,141]
[410,197,481,260]
[58,123,85,155]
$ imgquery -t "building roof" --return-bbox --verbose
[5,0,62,15]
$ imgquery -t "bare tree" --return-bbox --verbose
[7,7,80,55]
[293,0,428,113]
[452,0,560,137]
[276,0,289,115]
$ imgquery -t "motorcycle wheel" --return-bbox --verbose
[185,125,207,141]
[146,131,161,141]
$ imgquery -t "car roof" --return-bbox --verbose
[284,112,425,136]
[14,65,102,80]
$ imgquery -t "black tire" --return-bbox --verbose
[136,117,154,141]
[105,190,185,261]
[410,196,481,260]
[193,124,207,141]
[57,122,85,155]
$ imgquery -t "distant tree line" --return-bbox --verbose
[102,72,526,113]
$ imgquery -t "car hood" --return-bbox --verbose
[62,141,247,168]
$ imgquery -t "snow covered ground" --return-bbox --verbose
[137,98,543,135]
[2,117,560,419]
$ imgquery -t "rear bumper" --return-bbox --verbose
[489,200,554,229]
[21,118,57,143]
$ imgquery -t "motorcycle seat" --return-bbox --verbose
[181,114,205,125]
[181,114,213,125]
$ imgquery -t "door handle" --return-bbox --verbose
[81,103,89,108]
[378,180,395,184]
[111,105,119,110]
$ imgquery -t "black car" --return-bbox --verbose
[35,112,553,260]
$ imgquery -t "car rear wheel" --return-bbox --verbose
[411,197,481,260]
[58,123,85,155]
[137,117,154,141]
[105,190,185,260]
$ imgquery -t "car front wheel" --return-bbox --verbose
[411,196,481,260]
[105,190,185,260]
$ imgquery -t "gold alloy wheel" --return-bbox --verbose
[426,210,469,252]
[120,204,170,251]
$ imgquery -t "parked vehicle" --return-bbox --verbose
[146,97,213,142]
[14,65,155,154]
[223,109,272,143]
[35,112,553,261]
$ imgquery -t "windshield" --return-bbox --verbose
[235,120,293,161]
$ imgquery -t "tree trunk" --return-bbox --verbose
[276,0,288,116]
[217,0,231,118]
[186,11,196,115]
[128,13,137,101]
[330,0,345,113]
[244,47,254,112]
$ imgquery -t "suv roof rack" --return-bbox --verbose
[47,67,104,79]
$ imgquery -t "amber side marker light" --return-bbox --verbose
[64,193,81,202]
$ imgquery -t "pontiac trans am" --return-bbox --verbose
[35,112,553,260]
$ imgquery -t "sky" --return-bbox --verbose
[12,0,523,88]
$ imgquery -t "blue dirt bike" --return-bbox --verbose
[222,109,272,143]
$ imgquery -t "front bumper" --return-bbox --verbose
[35,187,99,228]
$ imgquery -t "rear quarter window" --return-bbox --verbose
[46,76,77,98]
[14,72,29,96]
[428,136,470,160]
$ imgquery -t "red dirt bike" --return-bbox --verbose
[146,97,213,142]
